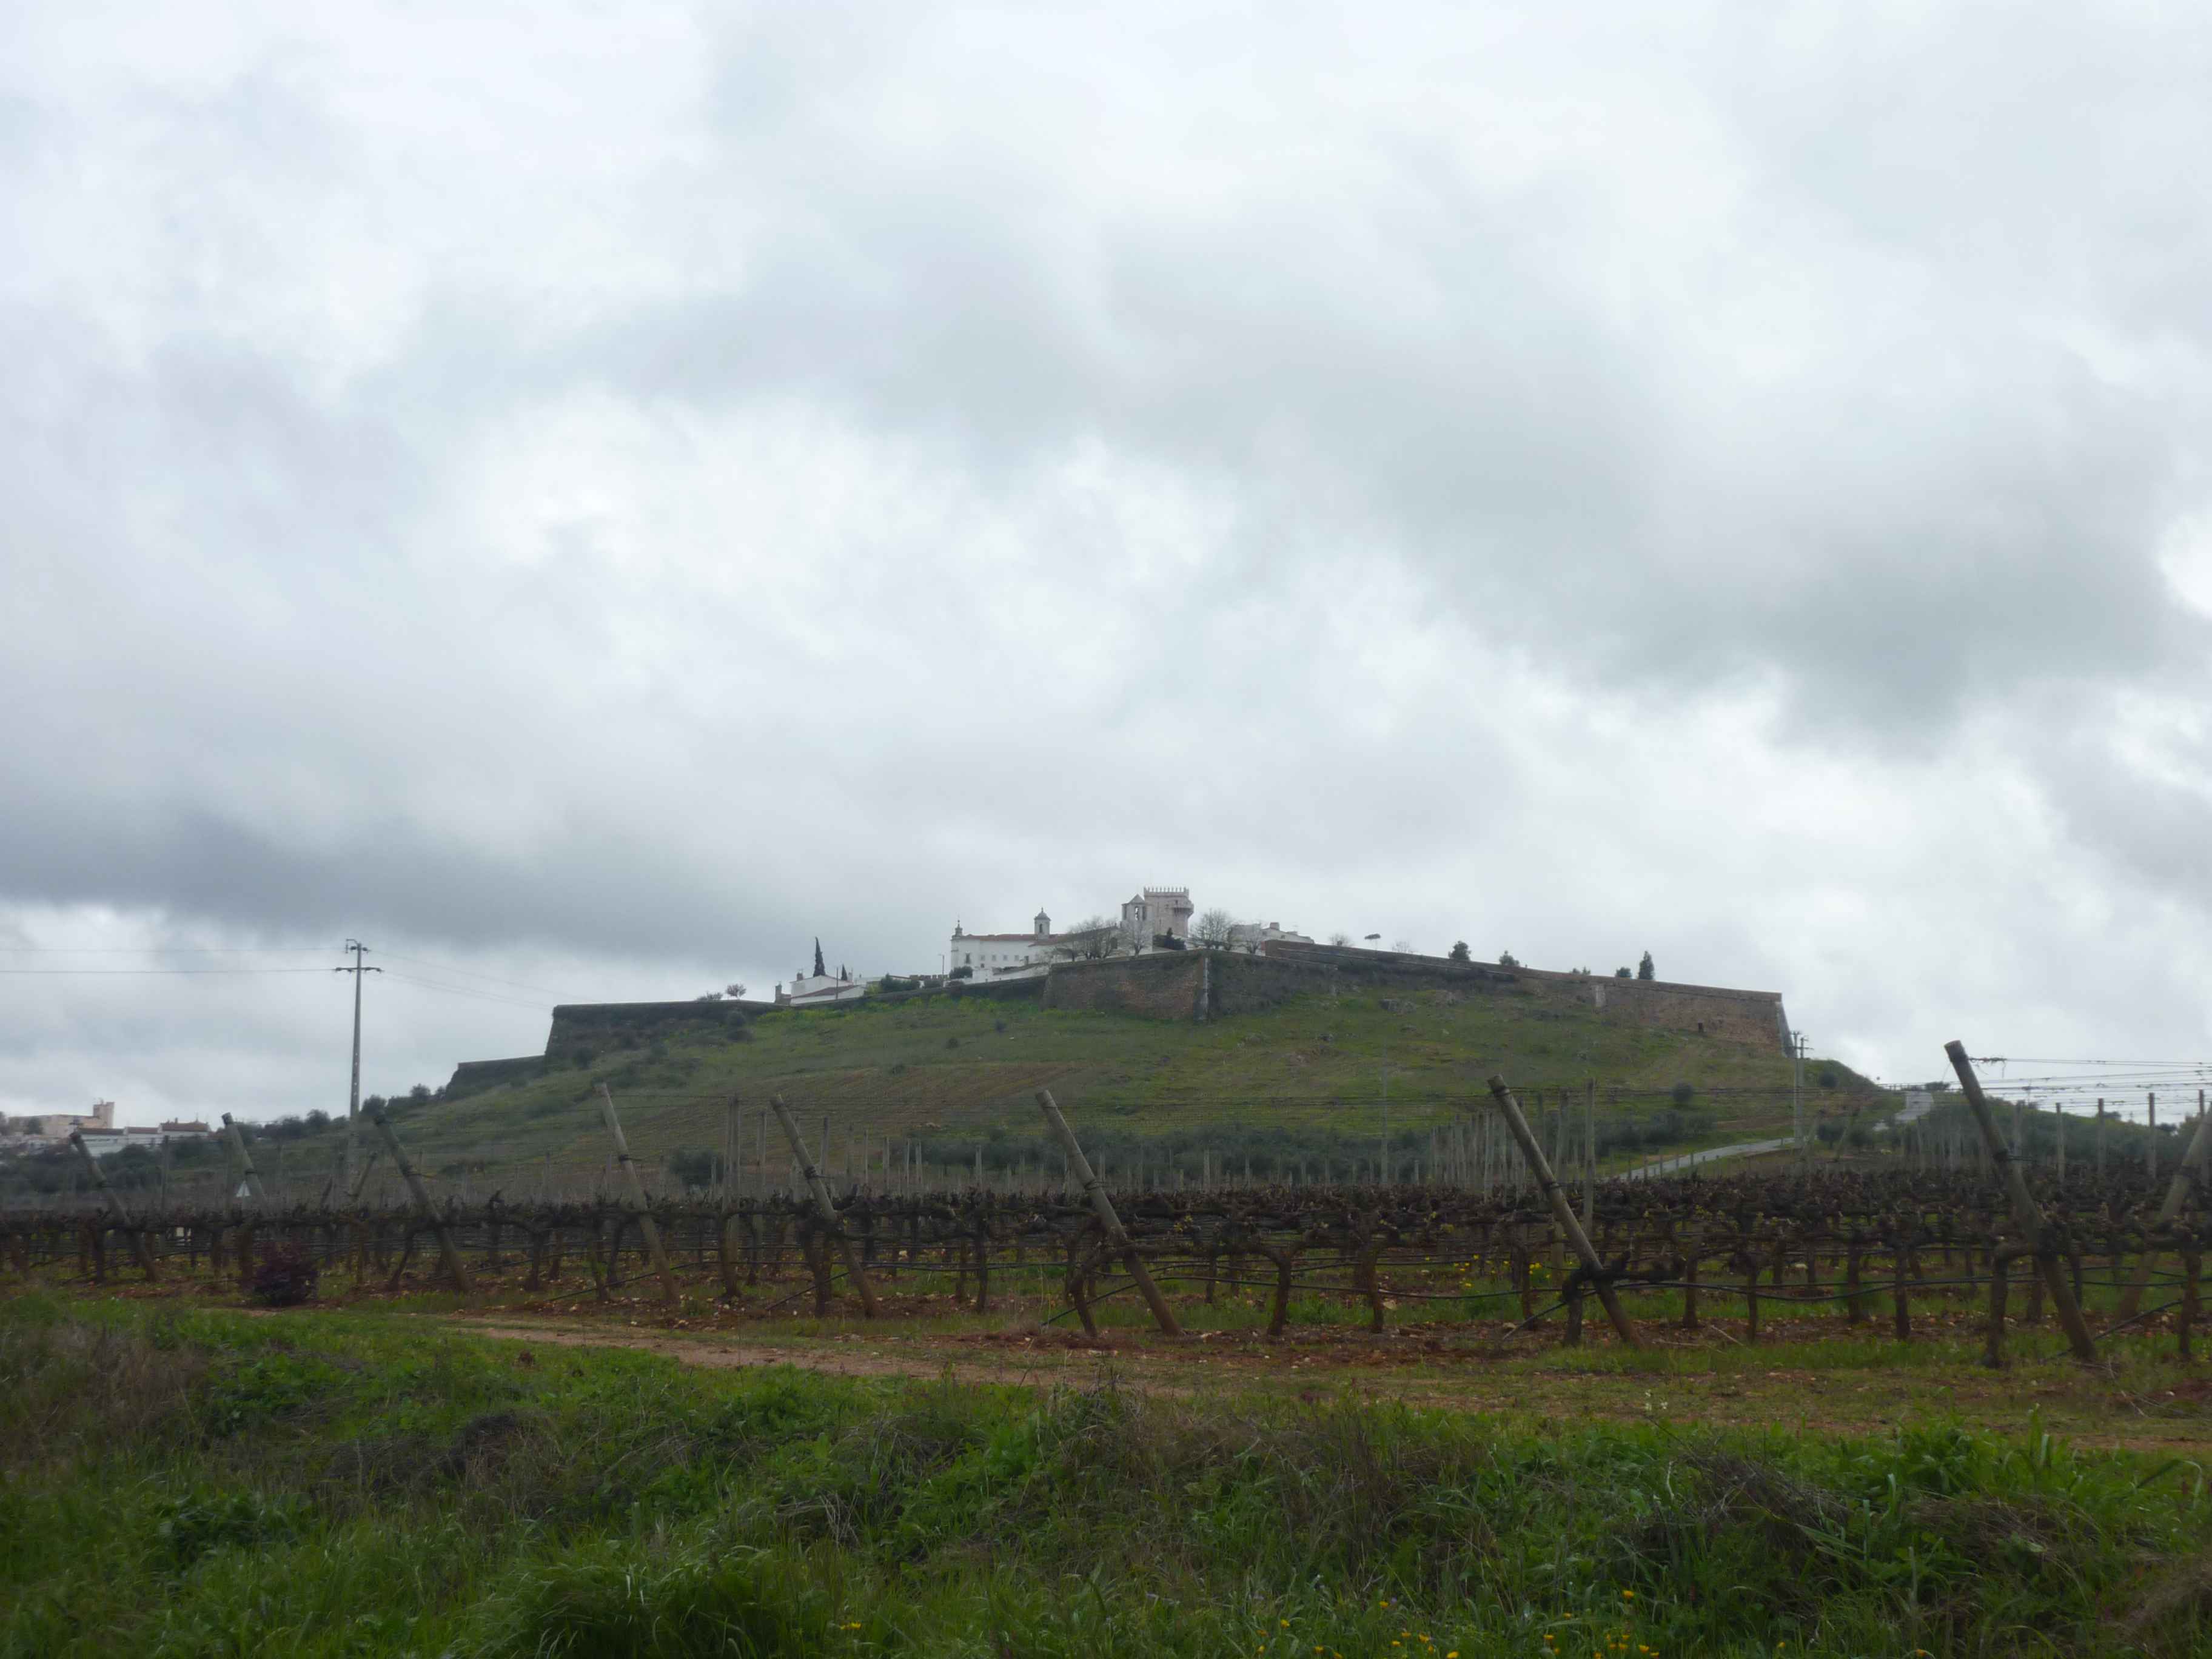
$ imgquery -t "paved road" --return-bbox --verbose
[1634,1095,1929,1178]
[1636,1136,1792,1176]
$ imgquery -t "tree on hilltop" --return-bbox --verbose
[1053,915,1122,960]
[813,938,826,977]
[1193,908,1236,948]
[1498,950,1520,968]
[1637,951,1655,980]
[1447,941,1471,964]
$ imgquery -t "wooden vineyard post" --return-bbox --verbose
[69,1132,158,1281]
[366,1104,471,1293]
[769,1097,879,1317]
[2182,1247,2203,1361]
[1481,1078,1641,1349]
[1891,1222,1912,1339]
[2117,1102,2212,1319]
[1036,1089,1183,1336]
[1945,1042,2097,1361]
[1983,1242,2026,1369]
[220,1113,266,1202]
[595,1085,679,1307]
[723,1094,741,1204]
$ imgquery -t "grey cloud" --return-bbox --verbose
[7,0,2212,1111]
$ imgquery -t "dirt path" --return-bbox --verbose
[436,1314,2212,1455]
[461,1319,1160,1392]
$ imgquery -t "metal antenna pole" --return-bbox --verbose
[333,940,379,1195]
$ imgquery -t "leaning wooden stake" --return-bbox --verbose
[346,1147,381,1203]
[220,1113,266,1202]
[1945,1042,2096,1361]
[2117,1104,2212,1318]
[769,1096,879,1316]
[1481,1078,1641,1348]
[595,1085,680,1307]
[1036,1089,1183,1336]
[365,1104,471,1293]
[69,1131,158,1280]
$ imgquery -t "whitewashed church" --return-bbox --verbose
[948,886,1196,979]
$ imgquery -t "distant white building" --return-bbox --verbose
[1226,920,1312,951]
[779,970,867,1008]
[75,1126,146,1156]
[950,911,1072,979]
[75,1123,199,1156]
[945,890,1198,979]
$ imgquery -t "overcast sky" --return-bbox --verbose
[7,2,2212,1125]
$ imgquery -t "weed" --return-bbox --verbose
[155,1489,307,1569]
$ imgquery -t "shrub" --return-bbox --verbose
[247,1242,320,1308]
[1671,1081,1695,1107]
[668,1148,719,1190]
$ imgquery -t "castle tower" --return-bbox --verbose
[1033,909,1050,941]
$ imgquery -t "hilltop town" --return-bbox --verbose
[778,885,1310,1005]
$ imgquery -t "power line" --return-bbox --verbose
[380,971,554,1012]
[0,967,334,976]
[0,945,331,954]
[376,953,577,1000]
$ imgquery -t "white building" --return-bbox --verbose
[1226,920,1313,951]
[75,1126,150,1156]
[949,911,1070,978]
[945,890,1199,978]
[780,970,868,1007]
[75,1122,201,1156]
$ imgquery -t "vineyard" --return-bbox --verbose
[15,1055,2212,1372]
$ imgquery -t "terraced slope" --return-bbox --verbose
[340,982,1878,1193]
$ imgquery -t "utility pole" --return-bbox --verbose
[1791,1030,1808,1174]
[1364,933,1387,1184]
[1380,1025,1390,1185]
[333,940,380,1196]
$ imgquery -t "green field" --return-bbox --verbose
[5,1294,2209,1658]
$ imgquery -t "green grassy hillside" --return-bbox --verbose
[118,985,1882,1203]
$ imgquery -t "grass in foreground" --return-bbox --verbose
[4,1294,2209,1658]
